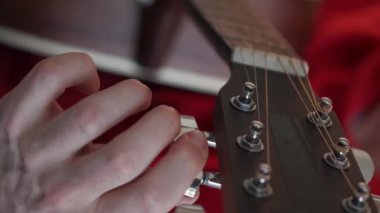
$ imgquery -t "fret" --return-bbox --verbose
[190,0,297,57]
[186,0,303,75]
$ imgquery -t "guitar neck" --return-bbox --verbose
[185,0,306,76]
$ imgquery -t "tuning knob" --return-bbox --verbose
[243,163,273,198]
[236,120,264,152]
[342,182,371,213]
[230,82,256,112]
[307,97,333,127]
[323,137,351,170]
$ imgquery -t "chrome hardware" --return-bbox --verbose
[204,131,217,148]
[236,120,264,152]
[243,163,273,198]
[179,116,216,148]
[323,137,351,170]
[184,172,203,198]
[307,97,333,127]
[184,171,221,198]
[175,205,205,213]
[230,82,257,112]
[342,182,371,213]
[202,171,222,189]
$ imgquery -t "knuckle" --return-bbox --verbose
[175,142,205,171]
[72,105,104,138]
[107,150,138,182]
[38,185,71,212]
[155,105,180,132]
[32,58,61,85]
[124,79,152,108]
[67,52,96,71]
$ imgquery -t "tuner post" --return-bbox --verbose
[307,97,333,127]
[323,137,351,170]
[230,82,257,112]
[236,120,264,152]
[342,182,371,213]
[243,163,273,198]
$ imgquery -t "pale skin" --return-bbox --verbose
[0,52,208,213]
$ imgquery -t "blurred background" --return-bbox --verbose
[0,0,320,94]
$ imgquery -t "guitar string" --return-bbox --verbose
[277,57,355,193]
[288,61,337,149]
[287,59,357,193]
[247,47,271,165]
[248,48,269,164]
[251,50,261,122]
[264,51,271,165]
[215,0,355,196]
[241,47,269,164]
[239,48,252,84]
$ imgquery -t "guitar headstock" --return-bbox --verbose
[213,57,377,212]
[183,0,378,212]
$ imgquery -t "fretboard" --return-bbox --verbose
[185,0,307,76]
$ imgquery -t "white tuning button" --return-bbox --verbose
[243,163,273,198]
[323,137,351,170]
[230,82,257,112]
[307,97,333,127]
[236,120,264,152]
[342,182,371,213]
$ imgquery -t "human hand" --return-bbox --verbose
[0,53,208,213]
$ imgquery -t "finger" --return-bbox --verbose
[39,105,181,205]
[6,52,100,138]
[95,130,208,213]
[22,79,151,170]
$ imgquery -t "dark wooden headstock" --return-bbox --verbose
[184,0,378,212]
[214,62,377,212]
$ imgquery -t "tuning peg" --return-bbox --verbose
[184,171,221,198]
[243,163,273,198]
[175,205,205,213]
[204,131,217,148]
[323,137,351,170]
[236,120,264,152]
[201,171,222,189]
[342,182,371,213]
[230,82,257,112]
[307,97,333,127]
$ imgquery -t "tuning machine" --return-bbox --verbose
[230,82,257,112]
[243,163,273,198]
[323,137,351,170]
[307,97,333,127]
[236,120,264,152]
[342,182,371,213]
[184,171,221,198]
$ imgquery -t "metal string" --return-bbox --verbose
[277,57,355,193]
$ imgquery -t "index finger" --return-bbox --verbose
[5,52,100,137]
